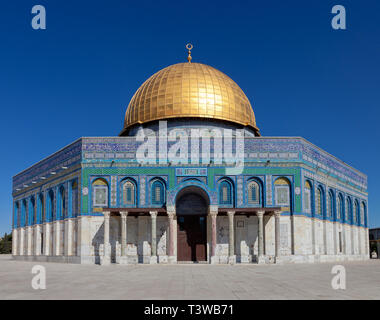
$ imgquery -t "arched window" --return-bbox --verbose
[122,180,136,205]
[48,190,55,221]
[360,202,366,226]
[328,190,334,218]
[316,187,324,216]
[37,194,44,224]
[29,197,36,225]
[71,180,79,217]
[337,193,343,220]
[304,181,312,214]
[346,198,352,222]
[353,200,359,225]
[14,202,19,228]
[274,177,291,208]
[58,186,66,219]
[92,178,109,207]
[22,199,27,227]
[247,180,260,205]
[152,180,165,206]
[219,180,233,206]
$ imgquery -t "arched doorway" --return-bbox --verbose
[176,186,209,262]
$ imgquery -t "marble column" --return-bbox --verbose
[149,211,158,264]
[12,229,18,255]
[100,211,111,265]
[43,223,50,256]
[34,225,41,256]
[256,210,265,264]
[274,211,281,262]
[64,219,73,256]
[19,228,25,255]
[209,205,218,264]
[27,226,33,255]
[227,211,236,264]
[54,221,61,256]
[120,211,128,256]
[167,206,176,264]
[118,211,129,264]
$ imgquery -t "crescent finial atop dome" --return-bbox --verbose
[186,43,193,63]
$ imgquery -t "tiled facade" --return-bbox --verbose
[11,135,369,264]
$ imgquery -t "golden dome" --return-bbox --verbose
[121,62,260,135]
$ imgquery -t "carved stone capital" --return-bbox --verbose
[256,210,265,218]
[120,211,128,219]
[103,211,111,219]
[227,211,235,217]
[209,205,218,216]
[274,210,281,218]
[149,211,158,218]
[166,205,176,217]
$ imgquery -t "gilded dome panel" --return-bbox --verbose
[122,62,259,135]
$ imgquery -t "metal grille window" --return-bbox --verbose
[219,181,232,205]
[328,191,334,218]
[152,180,165,205]
[275,186,290,206]
[247,181,260,204]
[304,181,312,213]
[123,181,135,205]
[316,188,323,216]
[92,179,108,207]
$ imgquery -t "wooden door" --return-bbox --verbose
[177,216,207,262]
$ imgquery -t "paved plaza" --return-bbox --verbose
[0,254,379,300]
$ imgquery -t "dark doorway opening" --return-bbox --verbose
[177,215,207,262]
[176,188,209,262]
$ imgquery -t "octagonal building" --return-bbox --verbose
[11,56,369,264]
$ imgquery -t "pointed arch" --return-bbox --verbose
[328,189,335,219]
[47,190,55,221]
[274,177,291,209]
[92,178,109,208]
[316,186,325,217]
[57,185,66,219]
[304,180,313,214]
[247,178,262,205]
[218,178,234,206]
[337,193,344,221]
[120,178,137,206]
[151,178,166,206]
[37,193,44,223]
[354,199,359,225]
[346,197,352,223]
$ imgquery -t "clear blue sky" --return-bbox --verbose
[1,0,379,235]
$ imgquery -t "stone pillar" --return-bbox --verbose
[256,210,265,264]
[149,211,158,264]
[64,219,73,256]
[227,211,236,264]
[167,206,176,264]
[53,221,61,256]
[19,228,25,255]
[27,226,33,255]
[274,211,281,262]
[120,211,128,256]
[12,229,18,256]
[34,225,41,256]
[43,223,50,256]
[100,211,111,265]
[118,211,129,264]
[209,205,218,264]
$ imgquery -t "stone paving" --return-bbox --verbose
[0,254,380,300]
